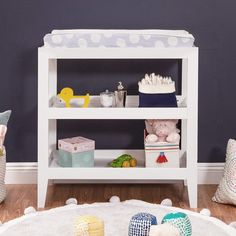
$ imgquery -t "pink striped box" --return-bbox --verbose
[58,136,95,153]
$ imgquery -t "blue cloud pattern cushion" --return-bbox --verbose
[0,110,11,126]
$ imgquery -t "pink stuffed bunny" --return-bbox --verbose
[145,119,180,144]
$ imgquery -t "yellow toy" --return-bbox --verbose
[58,88,90,108]
[74,215,104,236]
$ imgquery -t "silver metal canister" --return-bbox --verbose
[115,82,127,107]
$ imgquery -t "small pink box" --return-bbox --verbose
[58,136,95,153]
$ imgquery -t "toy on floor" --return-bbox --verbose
[58,87,90,108]
[109,154,137,167]
[161,212,192,236]
[149,223,180,236]
[128,210,192,236]
[145,119,180,144]
[74,215,104,236]
[128,212,157,236]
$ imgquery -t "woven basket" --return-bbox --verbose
[0,148,6,203]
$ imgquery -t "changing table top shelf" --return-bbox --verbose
[38,47,198,60]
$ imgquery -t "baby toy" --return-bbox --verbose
[74,215,104,236]
[128,212,157,236]
[145,119,180,144]
[161,212,192,236]
[128,211,192,236]
[58,87,90,108]
[109,154,137,168]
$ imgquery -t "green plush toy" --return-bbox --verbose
[110,154,137,168]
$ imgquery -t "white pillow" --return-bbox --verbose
[212,139,236,205]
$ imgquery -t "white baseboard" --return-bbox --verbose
[6,163,38,184]
[197,163,224,184]
[5,162,224,185]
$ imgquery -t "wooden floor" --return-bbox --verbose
[0,184,235,224]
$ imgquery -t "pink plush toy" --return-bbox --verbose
[145,119,180,144]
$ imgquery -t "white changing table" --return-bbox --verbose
[38,47,198,208]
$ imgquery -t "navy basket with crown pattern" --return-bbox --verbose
[138,74,178,107]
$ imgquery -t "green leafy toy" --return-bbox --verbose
[110,154,137,168]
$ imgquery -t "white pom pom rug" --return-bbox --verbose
[0,200,235,235]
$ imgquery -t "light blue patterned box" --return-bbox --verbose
[58,149,94,167]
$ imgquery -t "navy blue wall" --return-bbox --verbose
[0,0,235,162]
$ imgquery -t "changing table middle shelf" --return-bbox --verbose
[48,95,187,119]
[48,107,187,120]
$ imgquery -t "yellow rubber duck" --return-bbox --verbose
[58,88,90,108]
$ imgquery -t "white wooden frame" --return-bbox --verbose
[38,47,198,208]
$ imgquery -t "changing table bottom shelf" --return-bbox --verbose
[48,149,187,180]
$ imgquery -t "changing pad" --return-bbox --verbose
[43,29,195,48]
